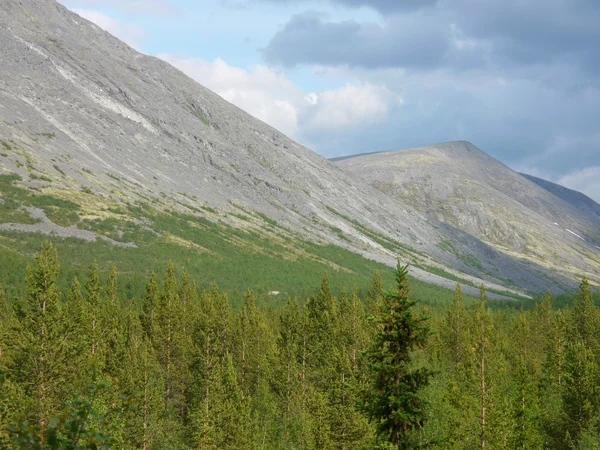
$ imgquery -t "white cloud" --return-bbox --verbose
[302,83,401,130]
[66,0,175,15]
[158,55,302,137]
[558,167,600,203]
[71,8,146,49]
[157,54,398,138]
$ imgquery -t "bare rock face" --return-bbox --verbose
[332,141,600,285]
[0,0,575,294]
[521,173,600,221]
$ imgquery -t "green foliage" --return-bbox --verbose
[360,263,434,448]
[193,110,210,126]
[53,165,65,176]
[10,384,117,450]
[1,238,599,449]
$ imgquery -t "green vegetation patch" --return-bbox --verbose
[193,110,210,126]
[0,172,80,226]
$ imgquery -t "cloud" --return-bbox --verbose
[558,167,600,203]
[71,9,146,49]
[262,0,600,78]
[66,0,176,15]
[158,55,302,137]
[260,0,438,13]
[158,54,398,137]
[263,12,485,70]
[303,83,400,130]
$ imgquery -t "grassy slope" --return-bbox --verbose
[1,170,486,309]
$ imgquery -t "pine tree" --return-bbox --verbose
[442,284,469,369]
[508,310,543,449]
[274,298,312,449]
[119,308,165,450]
[570,277,600,351]
[560,340,600,446]
[306,271,338,391]
[0,283,11,371]
[0,282,15,447]
[342,285,370,378]
[84,260,104,376]
[63,277,88,389]
[476,285,488,450]
[104,264,127,378]
[360,263,433,449]
[152,261,190,420]
[141,272,159,338]
[12,242,72,432]
[366,270,385,317]
[190,283,232,449]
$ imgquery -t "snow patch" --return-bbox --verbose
[565,229,585,241]
[553,222,559,225]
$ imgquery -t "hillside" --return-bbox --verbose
[521,173,600,220]
[0,0,568,298]
[332,141,600,285]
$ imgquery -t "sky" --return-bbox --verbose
[59,0,600,202]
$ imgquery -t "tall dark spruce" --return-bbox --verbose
[360,263,433,449]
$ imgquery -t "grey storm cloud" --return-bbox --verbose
[263,0,600,75]
[262,13,485,70]
[262,0,438,13]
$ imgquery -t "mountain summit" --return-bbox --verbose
[333,141,600,285]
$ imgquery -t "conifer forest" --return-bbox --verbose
[0,242,599,449]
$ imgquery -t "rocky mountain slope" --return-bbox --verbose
[0,0,575,296]
[521,173,600,221]
[333,141,600,285]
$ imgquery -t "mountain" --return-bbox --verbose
[521,173,600,220]
[0,0,573,298]
[332,141,600,285]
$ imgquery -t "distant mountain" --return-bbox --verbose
[0,0,579,296]
[333,141,600,285]
[521,173,600,220]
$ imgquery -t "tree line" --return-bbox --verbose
[0,242,599,449]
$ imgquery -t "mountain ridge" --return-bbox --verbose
[332,141,600,285]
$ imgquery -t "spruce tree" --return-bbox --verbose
[104,264,126,378]
[141,272,159,338]
[442,284,469,369]
[570,277,600,351]
[560,340,599,446]
[84,260,104,376]
[0,283,10,371]
[509,310,543,449]
[190,284,232,449]
[12,242,71,432]
[360,263,433,449]
[306,271,338,391]
[119,309,165,450]
[152,261,190,420]
[63,277,87,390]
[475,285,490,450]
[274,298,312,448]
[366,270,385,317]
